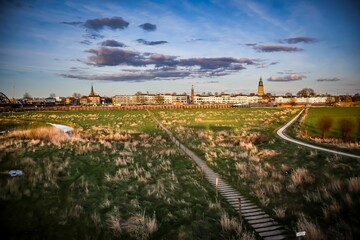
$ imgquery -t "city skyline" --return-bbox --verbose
[1,0,359,98]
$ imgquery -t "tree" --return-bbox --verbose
[353,93,360,102]
[297,88,315,97]
[23,92,32,99]
[289,97,297,106]
[325,95,335,106]
[339,118,355,141]
[317,116,334,139]
[49,93,56,98]
[285,92,293,97]
[73,92,81,98]
[154,95,164,105]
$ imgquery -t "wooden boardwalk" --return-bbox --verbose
[148,110,291,240]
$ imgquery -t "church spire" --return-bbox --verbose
[90,84,95,96]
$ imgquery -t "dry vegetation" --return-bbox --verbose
[155,107,360,239]
[0,111,254,239]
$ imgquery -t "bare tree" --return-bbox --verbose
[23,92,32,99]
[339,118,355,141]
[285,92,293,97]
[73,92,81,98]
[49,93,56,98]
[154,95,164,105]
[290,97,297,106]
[317,116,334,139]
[297,88,316,97]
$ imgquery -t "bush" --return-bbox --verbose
[317,116,334,139]
[339,118,355,141]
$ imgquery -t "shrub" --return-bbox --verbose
[317,116,334,139]
[339,118,355,141]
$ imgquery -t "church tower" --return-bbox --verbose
[257,77,264,96]
[190,85,195,103]
[90,84,95,96]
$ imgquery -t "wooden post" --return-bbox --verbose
[215,177,218,196]
[238,197,242,219]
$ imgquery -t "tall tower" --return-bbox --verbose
[190,85,195,103]
[90,84,95,96]
[257,77,264,96]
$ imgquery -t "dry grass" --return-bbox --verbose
[273,206,286,218]
[296,215,325,240]
[6,127,68,145]
[347,177,360,192]
[122,211,158,239]
[220,212,241,232]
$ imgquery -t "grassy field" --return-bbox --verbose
[0,111,255,240]
[153,107,360,239]
[302,107,360,140]
[1,108,359,239]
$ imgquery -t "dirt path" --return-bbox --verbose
[277,109,360,159]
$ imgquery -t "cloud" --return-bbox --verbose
[136,39,168,45]
[270,61,279,65]
[254,45,303,52]
[100,40,126,47]
[61,47,259,82]
[60,69,192,82]
[61,21,83,26]
[244,43,257,46]
[316,77,341,82]
[267,74,306,82]
[80,40,92,45]
[280,37,318,44]
[83,17,129,31]
[139,23,157,31]
[83,33,104,39]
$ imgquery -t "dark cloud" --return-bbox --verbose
[136,39,168,45]
[61,21,82,26]
[316,77,341,82]
[84,32,104,40]
[254,45,303,52]
[270,61,279,65]
[80,40,92,45]
[64,47,260,82]
[59,69,192,82]
[139,23,157,31]
[268,74,306,82]
[280,37,318,44]
[83,17,129,31]
[100,40,126,47]
[244,43,257,46]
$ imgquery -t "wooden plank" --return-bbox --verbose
[244,214,269,220]
[263,235,288,240]
[252,221,278,229]
[248,218,273,224]
[259,229,287,237]
[242,211,265,217]
[255,225,283,233]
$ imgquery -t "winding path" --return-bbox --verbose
[277,109,360,159]
[148,110,291,240]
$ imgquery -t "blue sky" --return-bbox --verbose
[0,0,359,98]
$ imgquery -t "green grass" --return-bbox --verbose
[0,111,254,240]
[303,107,360,139]
[153,107,360,239]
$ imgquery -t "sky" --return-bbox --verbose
[0,0,359,98]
